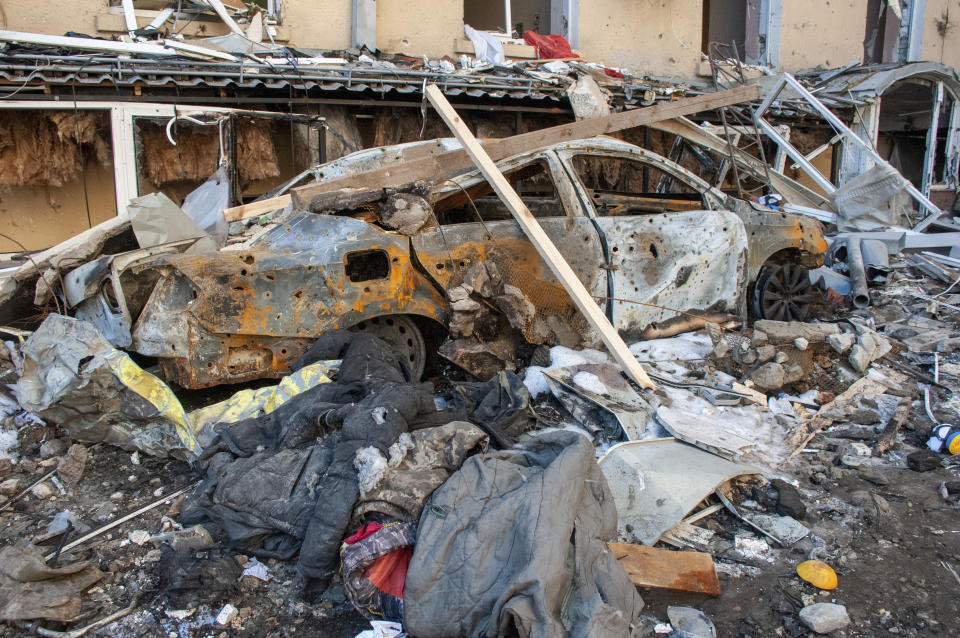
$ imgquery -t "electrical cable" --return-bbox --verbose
[0,232,62,314]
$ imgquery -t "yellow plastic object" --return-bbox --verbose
[796,560,838,590]
[102,350,197,456]
[99,354,337,459]
[188,360,339,434]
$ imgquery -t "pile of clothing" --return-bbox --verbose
[173,330,642,636]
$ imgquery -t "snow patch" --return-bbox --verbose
[524,346,611,397]
[629,331,714,362]
[0,429,17,462]
[572,371,609,395]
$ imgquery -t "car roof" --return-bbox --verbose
[271,136,717,199]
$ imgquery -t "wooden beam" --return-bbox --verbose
[223,194,291,222]
[426,84,656,390]
[607,542,721,595]
[288,84,760,212]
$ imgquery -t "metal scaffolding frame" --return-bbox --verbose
[753,73,946,231]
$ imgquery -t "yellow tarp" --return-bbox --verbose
[102,349,198,456]
[102,351,338,458]
[189,360,339,435]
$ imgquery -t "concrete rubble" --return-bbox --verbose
[0,12,958,638]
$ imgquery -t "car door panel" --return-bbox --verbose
[413,217,607,346]
[594,210,747,337]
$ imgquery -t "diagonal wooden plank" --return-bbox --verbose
[282,84,759,213]
[426,84,656,390]
[607,542,721,595]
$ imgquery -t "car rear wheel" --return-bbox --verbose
[752,264,813,322]
[350,315,426,380]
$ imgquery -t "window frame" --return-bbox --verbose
[558,147,730,218]
[429,152,575,224]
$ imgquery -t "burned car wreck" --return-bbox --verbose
[65,137,826,388]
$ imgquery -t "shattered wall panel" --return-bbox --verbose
[370,107,570,149]
[138,122,219,187]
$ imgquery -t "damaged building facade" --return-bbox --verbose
[0,1,958,249]
[1,1,960,637]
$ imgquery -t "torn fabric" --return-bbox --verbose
[0,545,103,622]
[463,25,505,65]
[404,431,644,638]
[831,163,909,231]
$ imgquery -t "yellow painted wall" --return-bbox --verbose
[779,0,865,71]
[0,159,117,252]
[377,0,462,57]
[283,0,352,51]
[576,0,703,79]
[0,0,103,35]
[921,0,960,69]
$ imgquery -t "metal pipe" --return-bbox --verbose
[504,0,512,37]
[846,237,870,309]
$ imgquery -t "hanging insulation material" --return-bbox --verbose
[139,119,280,188]
[138,122,219,187]
[236,119,281,184]
[0,110,110,187]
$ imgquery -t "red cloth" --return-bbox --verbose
[344,521,383,545]
[343,521,412,598]
[523,31,578,60]
[364,546,412,598]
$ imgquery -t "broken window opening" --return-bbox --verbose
[876,79,941,191]
[571,155,704,217]
[133,115,308,207]
[250,0,282,20]
[345,250,390,282]
[702,0,747,57]
[464,0,551,36]
[864,0,902,65]
[934,92,956,186]
[432,159,565,224]
[0,109,118,252]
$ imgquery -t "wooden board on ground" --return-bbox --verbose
[659,521,716,552]
[283,84,759,212]
[426,84,656,390]
[607,542,722,596]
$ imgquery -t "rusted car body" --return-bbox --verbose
[66,137,826,388]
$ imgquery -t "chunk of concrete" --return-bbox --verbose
[751,362,785,391]
[39,438,69,459]
[798,603,850,634]
[756,345,777,363]
[379,193,431,235]
[826,332,855,354]
[848,331,892,373]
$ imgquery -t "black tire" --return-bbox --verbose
[751,264,813,322]
[350,315,427,380]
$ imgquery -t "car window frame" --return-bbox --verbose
[557,147,733,217]
[428,151,576,224]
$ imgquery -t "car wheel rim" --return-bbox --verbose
[756,265,812,322]
[351,315,426,380]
